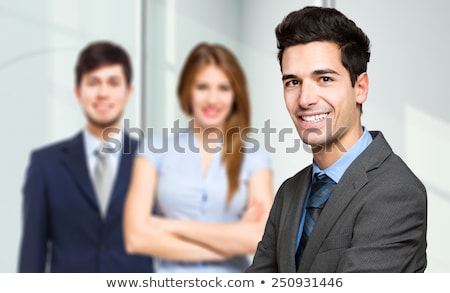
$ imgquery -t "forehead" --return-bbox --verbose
[281,41,344,74]
[195,64,229,82]
[83,64,125,79]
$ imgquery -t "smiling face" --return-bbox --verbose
[282,41,368,160]
[190,64,234,130]
[75,64,132,138]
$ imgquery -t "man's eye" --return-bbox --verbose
[285,80,299,87]
[320,76,332,82]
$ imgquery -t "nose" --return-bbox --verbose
[206,89,219,104]
[98,84,109,98]
[298,80,318,109]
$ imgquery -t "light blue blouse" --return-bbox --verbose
[139,130,272,272]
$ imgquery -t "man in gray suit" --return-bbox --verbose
[247,6,427,273]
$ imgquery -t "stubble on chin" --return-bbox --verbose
[86,111,123,130]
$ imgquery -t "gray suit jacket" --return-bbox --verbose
[247,131,427,272]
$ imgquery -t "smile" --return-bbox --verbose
[301,113,328,122]
[203,107,221,118]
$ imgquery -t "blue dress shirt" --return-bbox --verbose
[140,130,272,272]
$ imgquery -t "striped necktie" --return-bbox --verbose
[295,173,336,266]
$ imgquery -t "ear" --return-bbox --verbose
[125,85,134,103]
[74,86,81,101]
[355,72,369,105]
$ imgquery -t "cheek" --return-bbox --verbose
[284,86,300,101]
[224,94,234,108]
[77,94,92,108]
[222,94,234,115]
[82,89,98,102]
[116,91,130,103]
[284,95,297,111]
[190,97,201,113]
[190,90,204,108]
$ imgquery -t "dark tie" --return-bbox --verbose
[93,148,114,218]
[295,173,336,266]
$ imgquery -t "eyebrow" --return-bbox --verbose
[313,69,340,76]
[86,74,122,80]
[281,74,297,81]
[281,69,340,81]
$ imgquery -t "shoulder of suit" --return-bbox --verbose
[29,132,82,159]
[278,165,312,191]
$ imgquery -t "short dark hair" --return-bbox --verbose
[75,41,132,86]
[275,6,370,87]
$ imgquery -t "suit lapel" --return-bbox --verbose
[61,132,98,209]
[109,134,137,204]
[297,131,392,272]
[298,161,368,271]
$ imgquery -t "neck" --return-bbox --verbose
[86,122,121,142]
[312,125,364,170]
[312,144,345,170]
[191,120,224,149]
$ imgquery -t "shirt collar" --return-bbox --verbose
[82,127,123,158]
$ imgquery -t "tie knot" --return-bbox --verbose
[96,145,111,160]
[314,173,334,183]
[307,173,336,208]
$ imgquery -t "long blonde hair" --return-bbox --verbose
[177,43,250,204]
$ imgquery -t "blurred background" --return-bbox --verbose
[1,0,449,272]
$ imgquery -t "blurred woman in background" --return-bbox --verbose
[124,42,274,272]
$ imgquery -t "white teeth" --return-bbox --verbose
[302,113,327,122]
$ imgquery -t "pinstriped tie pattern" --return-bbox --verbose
[295,173,336,266]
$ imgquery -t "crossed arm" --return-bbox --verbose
[123,156,274,262]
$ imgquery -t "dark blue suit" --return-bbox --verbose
[18,132,153,272]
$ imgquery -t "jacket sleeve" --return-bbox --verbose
[337,180,427,272]
[18,151,50,272]
[246,180,288,273]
